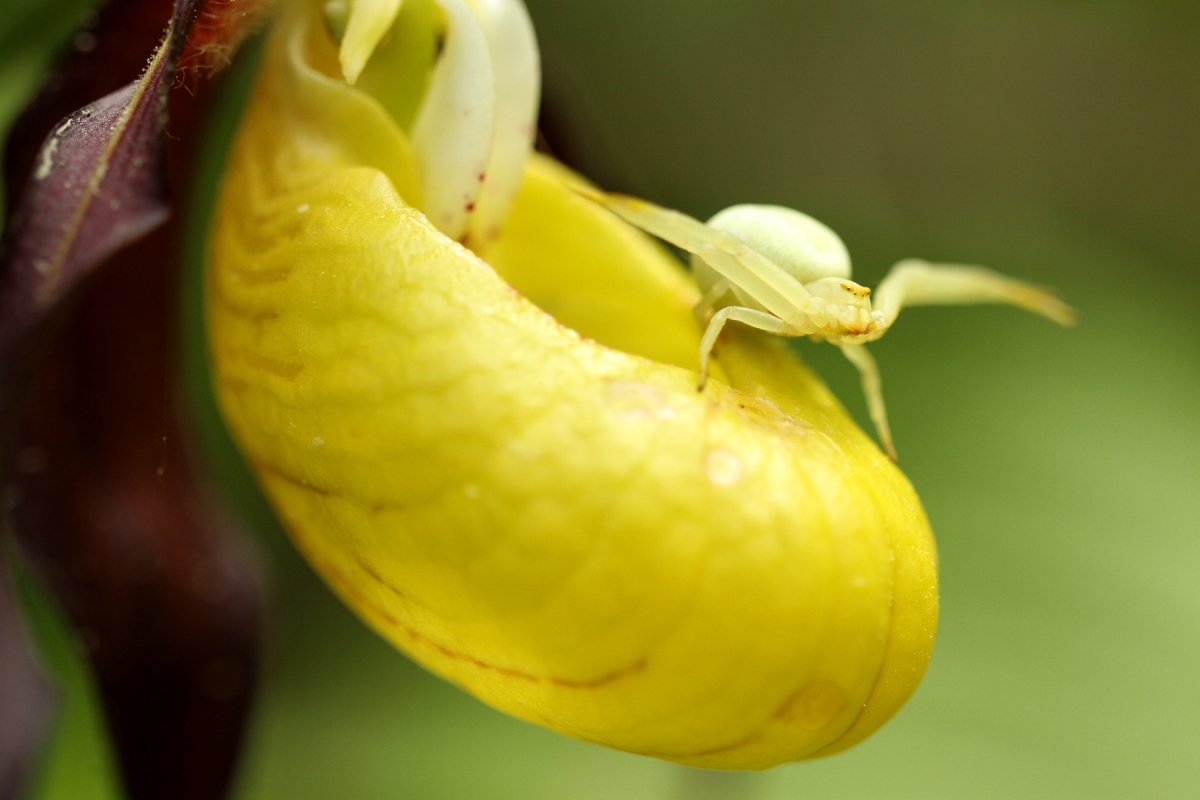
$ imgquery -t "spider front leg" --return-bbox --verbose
[840,344,897,461]
[849,259,1075,459]
[571,187,816,321]
[873,259,1076,328]
[698,306,790,391]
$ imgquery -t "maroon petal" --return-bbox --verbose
[0,549,55,800]
[0,0,201,372]
[12,225,262,798]
[0,0,269,795]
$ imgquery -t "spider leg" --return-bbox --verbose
[873,259,1077,329]
[698,306,789,391]
[571,187,813,321]
[840,344,897,461]
[693,279,732,323]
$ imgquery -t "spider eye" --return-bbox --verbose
[806,277,873,310]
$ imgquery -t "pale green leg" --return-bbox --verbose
[840,343,897,461]
[874,259,1076,328]
[698,306,789,391]
[572,187,814,320]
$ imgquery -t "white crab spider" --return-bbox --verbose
[577,188,1076,459]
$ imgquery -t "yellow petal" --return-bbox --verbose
[207,0,937,769]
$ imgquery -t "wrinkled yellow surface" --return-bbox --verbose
[206,2,938,769]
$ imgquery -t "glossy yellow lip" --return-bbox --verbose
[205,0,937,769]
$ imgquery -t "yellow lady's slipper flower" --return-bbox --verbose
[206,0,938,769]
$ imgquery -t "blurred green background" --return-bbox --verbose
[5,0,1200,797]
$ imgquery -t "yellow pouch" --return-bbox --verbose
[206,0,937,769]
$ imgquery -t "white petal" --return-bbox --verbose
[464,0,540,247]
[411,0,496,241]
